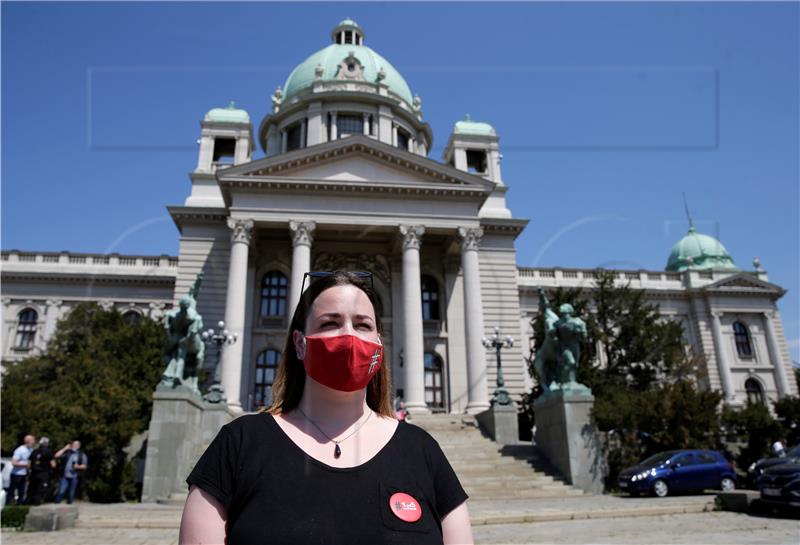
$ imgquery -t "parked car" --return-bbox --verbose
[758,459,800,510]
[748,444,800,487]
[1,457,11,490]
[618,449,737,497]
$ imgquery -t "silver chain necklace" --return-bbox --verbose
[296,407,373,459]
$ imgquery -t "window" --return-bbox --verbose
[672,453,696,467]
[261,271,288,317]
[421,275,440,320]
[286,123,303,151]
[254,349,281,408]
[337,115,363,136]
[745,378,764,405]
[15,308,38,349]
[733,321,753,358]
[212,138,236,164]
[466,150,488,174]
[424,352,444,409]
[123,310,142,324]
[396,128,409,151]
[696,452,718,464]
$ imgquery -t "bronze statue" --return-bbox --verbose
[161,273,206,394]
[534,288,591,395]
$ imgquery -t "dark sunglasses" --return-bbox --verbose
[300,271,374,294]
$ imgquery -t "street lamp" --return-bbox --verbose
[482,325,514,406]
[201,320,237,403]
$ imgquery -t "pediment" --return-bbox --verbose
[216,135,494,194]
[703,272,785,295]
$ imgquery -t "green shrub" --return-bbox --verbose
[1,505,30,529]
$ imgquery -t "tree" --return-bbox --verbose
[1,303,165,502]
[526,269,724,489]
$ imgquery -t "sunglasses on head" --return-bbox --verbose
[300,271,374,294]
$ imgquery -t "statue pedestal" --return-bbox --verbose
[141,386,236,503]
[476,402,519,445]
[534,391,606,494]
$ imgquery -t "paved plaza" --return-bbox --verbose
[2,496,798,545]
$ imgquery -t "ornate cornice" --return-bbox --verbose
[458,227,484,252]
[399,225,425,251]
[227,218,255,245]
[289,221,316,248]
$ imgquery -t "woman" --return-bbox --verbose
[179,271,473,545]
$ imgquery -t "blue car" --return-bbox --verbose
[618,450,737,497]
[758,459,800,510]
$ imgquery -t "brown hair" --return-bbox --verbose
[265,271,394,417]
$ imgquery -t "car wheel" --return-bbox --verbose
[653,479,669,497]
[720,477,735,492]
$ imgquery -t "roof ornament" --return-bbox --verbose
[227,100,236,109]
[412,94,422,112]
[376,67,386,82]
[682,192,695,232]
[753,257,763,272]
[465,113,472,121]
[314,63,324,80]
[271,86,283,113]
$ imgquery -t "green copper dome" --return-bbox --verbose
[282,21,414,107]
[666,227,739,272]
[204,101,250,124]
[454,114,496,136]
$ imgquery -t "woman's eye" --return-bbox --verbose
[357,323,373,330]
[320,321,338,328]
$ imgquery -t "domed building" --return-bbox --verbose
[1,20,795,501]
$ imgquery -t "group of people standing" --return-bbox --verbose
[8,434,88,505]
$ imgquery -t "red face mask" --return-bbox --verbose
[302,334,383,392]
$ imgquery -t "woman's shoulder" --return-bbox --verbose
[219,412,274,437]
[395,420,442,451]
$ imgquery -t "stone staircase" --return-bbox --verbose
[409,413,585,500]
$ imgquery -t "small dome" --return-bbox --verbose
[454,114,496,136]
[282,21,413,107]
[666,227,739,272]
[204,101,250,124]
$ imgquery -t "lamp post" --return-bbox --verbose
[482,325,514,406]
[202,320,237,403]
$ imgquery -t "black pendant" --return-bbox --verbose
[334,444,342,459]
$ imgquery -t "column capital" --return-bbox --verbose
[289,221,316,248]
[399,225,425,251]
[227,218,255,245]
[458,227,484,252]
[45,299,63,308]
[763,310,776,320]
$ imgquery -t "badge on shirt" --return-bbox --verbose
[389,492,422,523]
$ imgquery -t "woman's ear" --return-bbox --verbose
[293,330,306,360]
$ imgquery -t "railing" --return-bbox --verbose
[1,251,179,270]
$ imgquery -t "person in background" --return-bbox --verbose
[28,436,55,505]
[772,438,787,458]
[54,440,88,504]
[9,434,35,505]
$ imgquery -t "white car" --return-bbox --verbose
[1,458,11,490]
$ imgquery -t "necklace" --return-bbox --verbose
[296,407,373,459]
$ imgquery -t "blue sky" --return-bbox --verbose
[2,2,798,361]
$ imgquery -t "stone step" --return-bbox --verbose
[463,486,585,499]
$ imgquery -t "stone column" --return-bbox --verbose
[299,120,307,149]
[221,218,254,412]
[459,227,490,413]
[763,311,790,398]
[392,124,398,147]
[399,225,427,414]
[281,131,288,154]
[330,112,338,141]
[288,221,316,315]
[710,312,735,402]
[44,299,62,340]
[363,113,370,135]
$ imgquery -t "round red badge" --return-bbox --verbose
[389,492,422,523]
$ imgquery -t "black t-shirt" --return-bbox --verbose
[187,413,468,545]
[30,447,53,477]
